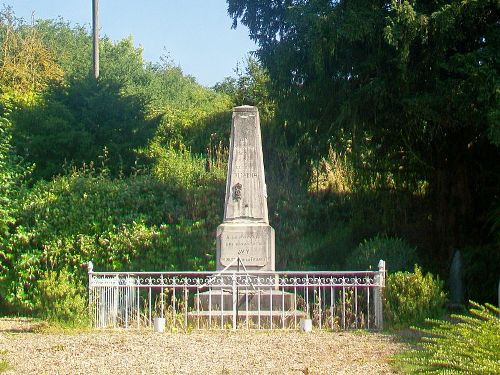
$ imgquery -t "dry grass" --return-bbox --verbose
[0,318,405,374]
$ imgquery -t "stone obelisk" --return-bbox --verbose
[216,106,275,271]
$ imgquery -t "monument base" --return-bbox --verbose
[193,289,306,328]
[196,289,297,311]
[216,222,275,271]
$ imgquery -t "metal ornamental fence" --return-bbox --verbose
[88,260,386,331]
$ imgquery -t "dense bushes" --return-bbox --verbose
[0,108,31,312]
[150,142,225,225]
[397,302,500,373]
[36,269,88,326]
[461,244,500,304]
[346,235,419,272]
[0,163,221,311]
[11,77,157,179]
[0,9,231,314]
[384,265,447,328]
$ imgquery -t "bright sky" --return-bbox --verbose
[2,0,257,87]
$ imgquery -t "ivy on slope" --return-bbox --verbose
[1,167,221,311]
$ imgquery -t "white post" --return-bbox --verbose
[232,273,237,331]
[374,260,385,330]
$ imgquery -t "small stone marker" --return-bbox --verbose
[449,250,464,308]
[216,106,275,271]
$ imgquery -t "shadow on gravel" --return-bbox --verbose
[391,328,425,347]
[0,318,46,333]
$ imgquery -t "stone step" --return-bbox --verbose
[195,289,299,311]
[186,309,308,328]
[188,310,307,318]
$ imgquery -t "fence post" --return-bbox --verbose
[88,261,94,328]
[232,273,237,331]
[374,260,385,330]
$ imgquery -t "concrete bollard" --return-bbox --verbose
[300,318,312,333]
[154,317,165,333]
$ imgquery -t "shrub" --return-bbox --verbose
[0,172,168,310]
[287,225,354,270]
[397,302,500,373]
[461,244,500,304]
[36,269,88,327]
[384,265,447,328]
[151,142,225,227]
[346,234,418,271]
[1,168,219,310]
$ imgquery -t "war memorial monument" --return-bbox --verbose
[216,105,275,271]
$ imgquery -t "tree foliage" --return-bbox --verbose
[227,0,500,264]
[12,76,156,179]
[0,9,63,100]
[0,9,231,312]
[214,56,275,120]
[1,11,233,180]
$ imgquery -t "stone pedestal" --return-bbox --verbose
[216,222,275,271]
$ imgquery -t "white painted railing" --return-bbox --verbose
[88,260,386,330]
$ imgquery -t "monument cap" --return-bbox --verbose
[233,105,258,112]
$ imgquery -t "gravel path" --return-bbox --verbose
[0,319,405,374]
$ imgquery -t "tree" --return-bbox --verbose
[214,56,275,119]
[12,76,156,179]
[227,0,500,265]
[0,8,63,100]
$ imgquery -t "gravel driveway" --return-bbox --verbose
[0,318,404,374]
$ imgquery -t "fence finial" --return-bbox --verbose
[378,259,385,272]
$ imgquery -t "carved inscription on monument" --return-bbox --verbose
[219,229,268,266]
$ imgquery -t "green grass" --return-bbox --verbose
[0,359,8,373]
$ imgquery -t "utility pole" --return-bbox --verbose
[92,0,99,79]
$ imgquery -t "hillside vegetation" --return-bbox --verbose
[0,2,499,318]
